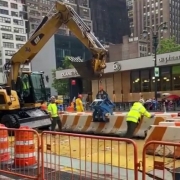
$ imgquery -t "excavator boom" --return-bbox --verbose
[6,1,107,86]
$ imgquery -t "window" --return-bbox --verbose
[5,59,10,63]
[14,27,24,33]
[16,35,26,41]
[0,9,8,15]
[0,59,2,65]
[1,25,11,32]
[13,19,23,26]
[11,11,18,17]
[2,33,13,40]
[30,73,46,101]
[5,50,15,56]
[141,70,150,92]
[0,1,8,7]
[172,65,180,90]
[3,42,14,48]
[0,17,10,23]
[11,3,18,9]
[161,67,171,91]
[16,44,24,49]
[131,71,140,92]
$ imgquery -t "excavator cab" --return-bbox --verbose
[20,72,47,104]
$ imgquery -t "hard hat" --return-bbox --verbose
[78,94,82,98]
[139,98,145,104]
[51,96,55,100]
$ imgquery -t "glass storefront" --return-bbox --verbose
[130,65,180,92]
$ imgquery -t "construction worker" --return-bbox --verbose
[48,96,62,131]
[41,101,47,111]
[22,74,30,97]
[124,99,154,139]
[75,94,84,112]
[96,86,108,99]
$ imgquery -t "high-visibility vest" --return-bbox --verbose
[126,102,151,123]
[48,103,58,117]
[22,81,30,90]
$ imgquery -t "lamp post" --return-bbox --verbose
[142,22,168,100]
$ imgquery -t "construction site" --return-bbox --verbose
[0,1,180,180]
[0,111,180,180]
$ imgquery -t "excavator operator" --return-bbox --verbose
[75,94,84,112]
[22,74,30,97]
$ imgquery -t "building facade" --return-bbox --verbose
[26,0,92,36]
[0,0,30,72]
[108,36,148,62]
[89,0,130,44]
[54,34,92,68]
[56,51,180,102]
[133,0,180,53]
[126,0,134,36]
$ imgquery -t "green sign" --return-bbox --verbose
[154,67,159,77]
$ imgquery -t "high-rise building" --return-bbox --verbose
[26,0,92,36]
[133,0,180,53]
[89,0,130,44]
[0,0,30,73]
[126,0,134,36]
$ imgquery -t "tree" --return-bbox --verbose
[52,68,69,95]
[62,56,74,69]
[157,36,180,54]
[52,56,73,95]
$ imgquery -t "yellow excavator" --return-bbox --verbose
[0,1,108,129]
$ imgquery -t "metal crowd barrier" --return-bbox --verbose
[0,125,40,180]
[1,126,180,180]
[140,141,180,180]
[41,131,139,180]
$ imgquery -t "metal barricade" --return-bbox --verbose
[141,141,180,180]
[41,131,139,180]
[0,126,40,180]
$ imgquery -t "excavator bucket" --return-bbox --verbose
[70,59,101,79]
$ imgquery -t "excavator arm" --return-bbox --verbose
[5,1,108,87]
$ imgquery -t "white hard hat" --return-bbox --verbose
[139,98,145,104]
[51,96,55,100]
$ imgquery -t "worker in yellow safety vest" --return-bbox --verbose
[124,99,154,139]
[48,96,62,131]
[75,94,84,112]
[22,74,30,97]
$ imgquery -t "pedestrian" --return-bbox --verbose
[124,99,154,139]
[48,96,62,131]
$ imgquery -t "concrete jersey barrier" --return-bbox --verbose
[61,114,167,138]
[145,125,180,158]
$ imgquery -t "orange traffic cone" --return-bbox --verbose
[14,126,37,169]
[0,124,12,165]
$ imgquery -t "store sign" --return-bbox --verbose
[61,71,79,77]
[113,62,121,71]
[159,55,180,63]
[154,67,159,77]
